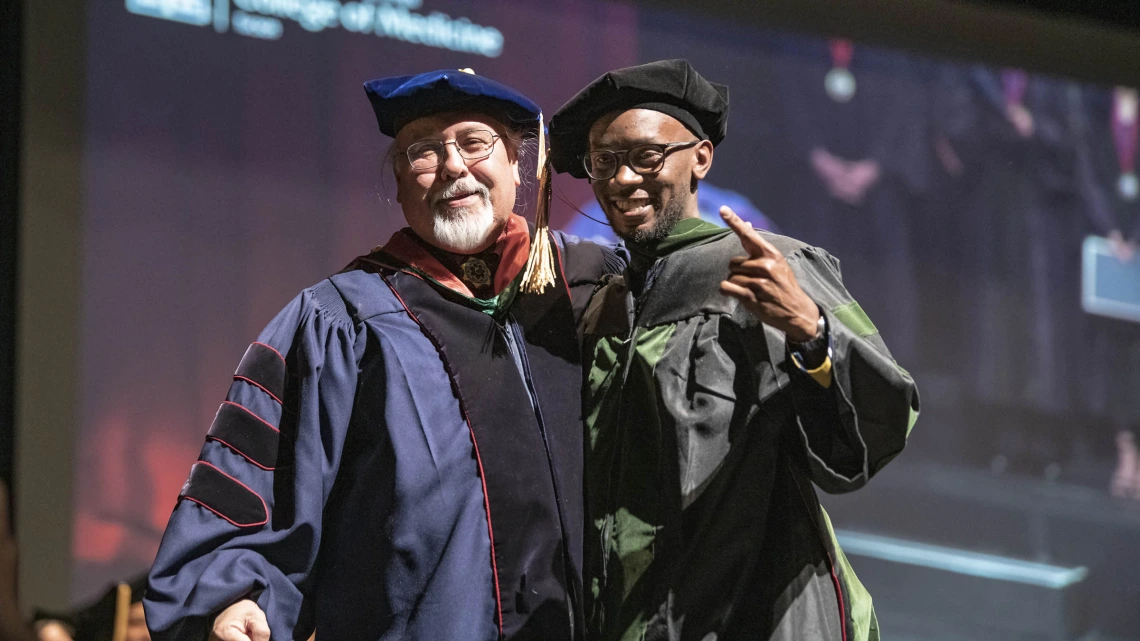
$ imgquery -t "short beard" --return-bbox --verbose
[626,197,686,245]
[430,179,497,253]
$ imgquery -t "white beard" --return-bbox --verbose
[433,206,496,253]
[430,179,498,253]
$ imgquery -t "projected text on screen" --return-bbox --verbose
[125,0,505,57]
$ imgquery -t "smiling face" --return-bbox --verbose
[587,108,713,244]
[393,111,522,254]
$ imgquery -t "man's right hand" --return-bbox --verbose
[210,600,269,641]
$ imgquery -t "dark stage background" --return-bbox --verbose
[18,0,1140,638]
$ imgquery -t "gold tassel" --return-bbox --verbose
[111,582,131,641]
[521,114,556,294]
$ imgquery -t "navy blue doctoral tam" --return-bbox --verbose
[364,69,542,137]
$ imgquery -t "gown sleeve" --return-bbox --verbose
[145,280,363,641]
[781,246,920,494]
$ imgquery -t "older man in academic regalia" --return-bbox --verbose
[144,70,623,641]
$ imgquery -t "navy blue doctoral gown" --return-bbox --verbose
[145,231,620,641]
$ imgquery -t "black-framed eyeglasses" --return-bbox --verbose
[402,129,501,171]
[582,140,701,181]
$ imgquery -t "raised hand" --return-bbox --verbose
[211,600,270,641]
[718,206,821,342]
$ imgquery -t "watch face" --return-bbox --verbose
[808,311,827,342]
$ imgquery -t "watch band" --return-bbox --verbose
[790,312,827,347]
[789,311,830,370]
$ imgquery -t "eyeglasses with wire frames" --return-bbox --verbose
[581,140,701,181]
[401,129,501,171]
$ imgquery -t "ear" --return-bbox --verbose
[501,134,522,187]
[692,140,714,180]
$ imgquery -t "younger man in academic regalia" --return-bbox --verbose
[145,70,622,641]
[549,59,919,641]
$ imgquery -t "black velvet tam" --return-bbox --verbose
[549,59,729,178]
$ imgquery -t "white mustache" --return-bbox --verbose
[430,179,490,206]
